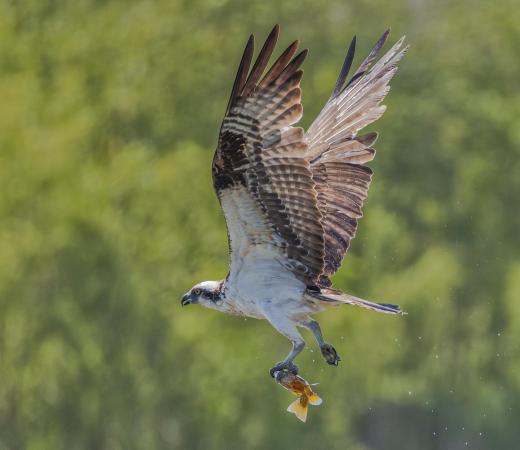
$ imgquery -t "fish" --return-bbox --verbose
[274,370,323,422]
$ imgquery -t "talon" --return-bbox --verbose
[269,361,299,378]
[320,343,341,366]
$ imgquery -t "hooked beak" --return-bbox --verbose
[181,293,191,307]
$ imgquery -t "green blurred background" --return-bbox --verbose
[1,0,519,449]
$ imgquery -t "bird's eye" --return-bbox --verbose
[193,288,201,295]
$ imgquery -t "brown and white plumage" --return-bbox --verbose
[183,25,408,375]
[306,31,407,283]
[212,25,325,286]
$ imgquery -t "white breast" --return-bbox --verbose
[224,250,309,318]
[219,185,309,318]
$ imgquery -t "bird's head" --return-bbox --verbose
[181,280,223,310]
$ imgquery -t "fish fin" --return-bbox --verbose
[287,398,308,422]
[308,393,322,406]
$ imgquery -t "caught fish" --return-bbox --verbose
[274,370,322,422]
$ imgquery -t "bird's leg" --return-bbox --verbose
[263,314,305,377]
[269,339,305,378]
[301,319,341,366]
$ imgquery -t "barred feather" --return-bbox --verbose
[305,31,407,281]
[214,26,406,289]
[213,26,325,285]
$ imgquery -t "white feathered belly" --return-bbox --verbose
[224,248,313,319]
[220,186,324,320]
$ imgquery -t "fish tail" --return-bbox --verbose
[308,393,322,406]
[287,398,308,422]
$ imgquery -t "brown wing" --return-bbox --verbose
[305,31,408,285]
[213,25,325,285]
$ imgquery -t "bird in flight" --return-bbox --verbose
[182,25,407,376]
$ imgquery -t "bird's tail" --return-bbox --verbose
[309,287,404,315]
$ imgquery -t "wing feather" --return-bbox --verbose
[259,40,299,88]
[213,26,325,285]
[225,35,254,115]
[330,36,357,100]
[305,32,407,283]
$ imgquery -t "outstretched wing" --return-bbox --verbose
[305,31,408,285]
[213,25,325,286]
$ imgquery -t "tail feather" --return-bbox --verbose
[310,288,404,315]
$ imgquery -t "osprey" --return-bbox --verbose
[182,25,407,376]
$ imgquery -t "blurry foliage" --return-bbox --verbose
[0,0,519,449]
